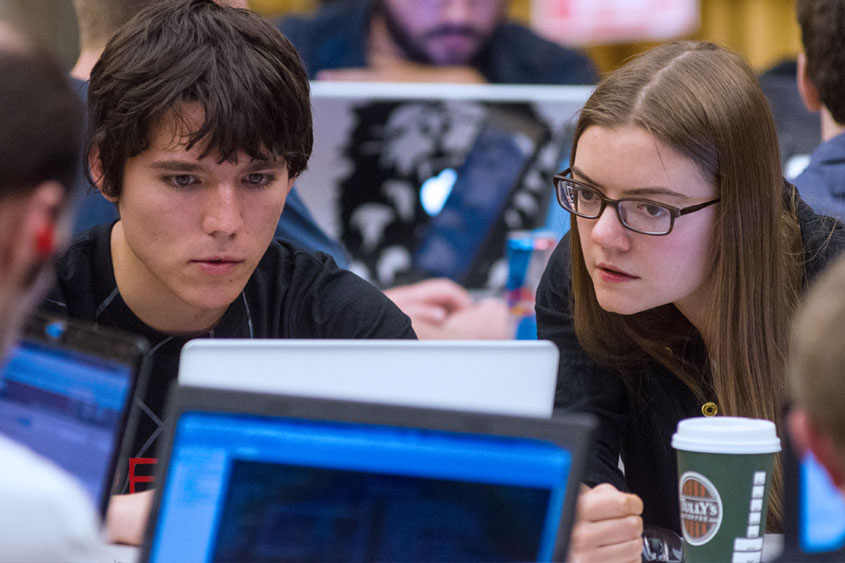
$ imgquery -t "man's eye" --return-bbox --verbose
[165,175,198,187]
[244,173,275,186]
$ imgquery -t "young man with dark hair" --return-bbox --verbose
[794,0,845,218]
[44,0,415,544]
[69,0,348,266]
[67,0,508,344]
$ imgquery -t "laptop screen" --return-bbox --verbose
[0,340,131,504]
[299,82,592,289]
[798,450,845,553]
[0,314,147,515]
[150,411,572,563]
[413,108,548,283]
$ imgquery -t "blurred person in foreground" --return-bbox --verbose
[788,253,845,494]
[0,22,113,562]
[278,0,597,84]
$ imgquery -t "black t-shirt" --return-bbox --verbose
[42,224,415,490]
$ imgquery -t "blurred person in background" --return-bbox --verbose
[792,0,845,219]
[278,0,597,84]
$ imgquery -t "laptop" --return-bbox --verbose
[778,411,845,561]
[141,386,595,562]
[298,81,592,289]
[0,311,149,516]
[177,339,559,418]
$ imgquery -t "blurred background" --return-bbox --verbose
[0,0,802,75]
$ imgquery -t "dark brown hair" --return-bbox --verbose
[87,0,313,199]
[568,41,803,529]
[796,0,845,123]
[0,48,83,198]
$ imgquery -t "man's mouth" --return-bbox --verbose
[192,258,242,275]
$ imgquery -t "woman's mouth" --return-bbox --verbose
[596,264,638,282]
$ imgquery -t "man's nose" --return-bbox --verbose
[441,0,474,25]
[202,183,243,237]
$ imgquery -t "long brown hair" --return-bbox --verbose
[568,41,802,529]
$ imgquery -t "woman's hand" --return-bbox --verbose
[105,490,154,546]
[568,483,644,563]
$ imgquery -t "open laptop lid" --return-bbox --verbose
[299,82,592,289]
[778,409,845,561]
[141,386,595,562]
[177,339,558,418]
[0,311,149,516]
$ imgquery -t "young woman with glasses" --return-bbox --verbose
[537,40,845,562]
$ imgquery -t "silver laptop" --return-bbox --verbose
[177,339,558,418]
[298,81,592,288]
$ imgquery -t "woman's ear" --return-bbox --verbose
[797,53,822,113]
[88,145,117,203]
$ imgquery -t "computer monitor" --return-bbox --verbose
[298,81,592,288]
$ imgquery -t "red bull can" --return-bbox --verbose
[506,230,557,339]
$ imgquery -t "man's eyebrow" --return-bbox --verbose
[243,159,286,172]
[571,166,688,199]
[148,160,205,172]
[146,159,286,173]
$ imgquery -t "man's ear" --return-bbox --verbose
[0,181,64,281]
[797,53,822,113]
[789,408,845,491]
[88,145,117,203]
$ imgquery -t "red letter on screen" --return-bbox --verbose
[129,457,157,493]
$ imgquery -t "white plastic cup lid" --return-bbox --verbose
[671,416,781,454]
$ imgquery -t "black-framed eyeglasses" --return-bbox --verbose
[553,169,720,236]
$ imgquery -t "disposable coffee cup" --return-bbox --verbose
[671,417,780,563]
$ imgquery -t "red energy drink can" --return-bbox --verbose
[506,230,557,339]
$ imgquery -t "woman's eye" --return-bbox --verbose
[639,203,668,218]
[577,188,598,201]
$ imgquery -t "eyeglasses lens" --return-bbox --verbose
[617,200,671,234]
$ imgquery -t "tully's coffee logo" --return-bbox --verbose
[679,471,723,546]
